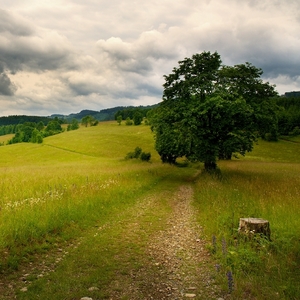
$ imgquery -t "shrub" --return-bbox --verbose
[133,147,142,158]
[289,126,300,136]
[125,117,133,126]
[125,152,135,160]
[125,147,150,161]
[140,152,151,161]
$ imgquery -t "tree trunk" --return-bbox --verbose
[238,218,271,240]
[204,161,217,170]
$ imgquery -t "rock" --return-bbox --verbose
[20,287,28,292]
[88,286,99,291]
[80,298,93,300]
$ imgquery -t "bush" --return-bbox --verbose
[289,126,300,136]
[140,152,151,161]
[125,152,135,160]
[125,118,133,126]
[125,147,151,161]
[133,147,142,158]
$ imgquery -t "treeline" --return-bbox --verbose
[0,115,52,126]
[52,105,158,122]
[7,119,65,145]
[276,96,300,135]
[114,105,157,124]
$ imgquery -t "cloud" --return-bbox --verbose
[0,72,17,95]
[0,0,300,116]
[0,30,76,73]
[0,9,34,36]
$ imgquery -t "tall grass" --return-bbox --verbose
[0,122,299,299]
[193,142,300,299]
[0,122,167,270]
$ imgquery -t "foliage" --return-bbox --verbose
[117,115,122,125]
[31,128,43,143]
[133,111,143,125]
[151,51,278,170]
[289,126,300,136]
[276,96,300,135]
[218,63,279,141]
[45,120,62,132]
[133,146,142,158]
[8,119,64,144]
[0,115,52,126]
[125,117,133,126]
[125,146,151,162]
[81,115,98,127]
[8,122,43,144]
[140,151,151,161]
[67,119,79,131]
[125,146,142,159]
[0,121,45,137]
[114,106,156,122]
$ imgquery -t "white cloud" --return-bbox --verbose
[0,0,300,115]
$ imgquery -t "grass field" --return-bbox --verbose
[0,121,299,299]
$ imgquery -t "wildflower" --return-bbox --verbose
[212,235,217,253]
[215,264,221,272]
[227,270,234,293]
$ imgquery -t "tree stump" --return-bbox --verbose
[238,218,271,240]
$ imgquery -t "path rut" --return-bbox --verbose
[108,185,221,299]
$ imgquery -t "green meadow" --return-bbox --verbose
[0,121,299,299]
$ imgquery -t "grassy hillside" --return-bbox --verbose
[0,122,299,299]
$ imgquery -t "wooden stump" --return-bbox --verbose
[238,218,271,240]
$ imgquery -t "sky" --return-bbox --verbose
[0,0,300,116]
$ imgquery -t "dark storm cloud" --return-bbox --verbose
[0,72,17,95]
[0,32,76,73]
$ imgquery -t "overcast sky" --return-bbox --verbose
[0,0,300,116]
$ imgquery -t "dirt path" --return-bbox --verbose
[0,184,223,300]
[108,185,221,299]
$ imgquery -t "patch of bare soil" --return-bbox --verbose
[0,240,80,299]
[108,185,222,300]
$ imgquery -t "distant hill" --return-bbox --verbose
[284,91,300,98]
[0,104,158,126]
[51,104,158,122]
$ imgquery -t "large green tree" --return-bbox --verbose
[217,63,278,143]
[151,51,278,170]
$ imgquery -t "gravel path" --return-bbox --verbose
[0,184,223,299]
[108,185,222,299]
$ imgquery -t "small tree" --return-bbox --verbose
[117,115,122,125]
[125,117,133,126]
[36,121,45,131]
[140,152,151,161]
[82,115,97,127]
[71,119,79,130]
[133,147,142,158]
[45,120,62,132]
[67,119,79,131]
[31,128,43,143]
[133,111,143,125]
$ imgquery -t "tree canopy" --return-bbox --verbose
[151,51,278,170]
